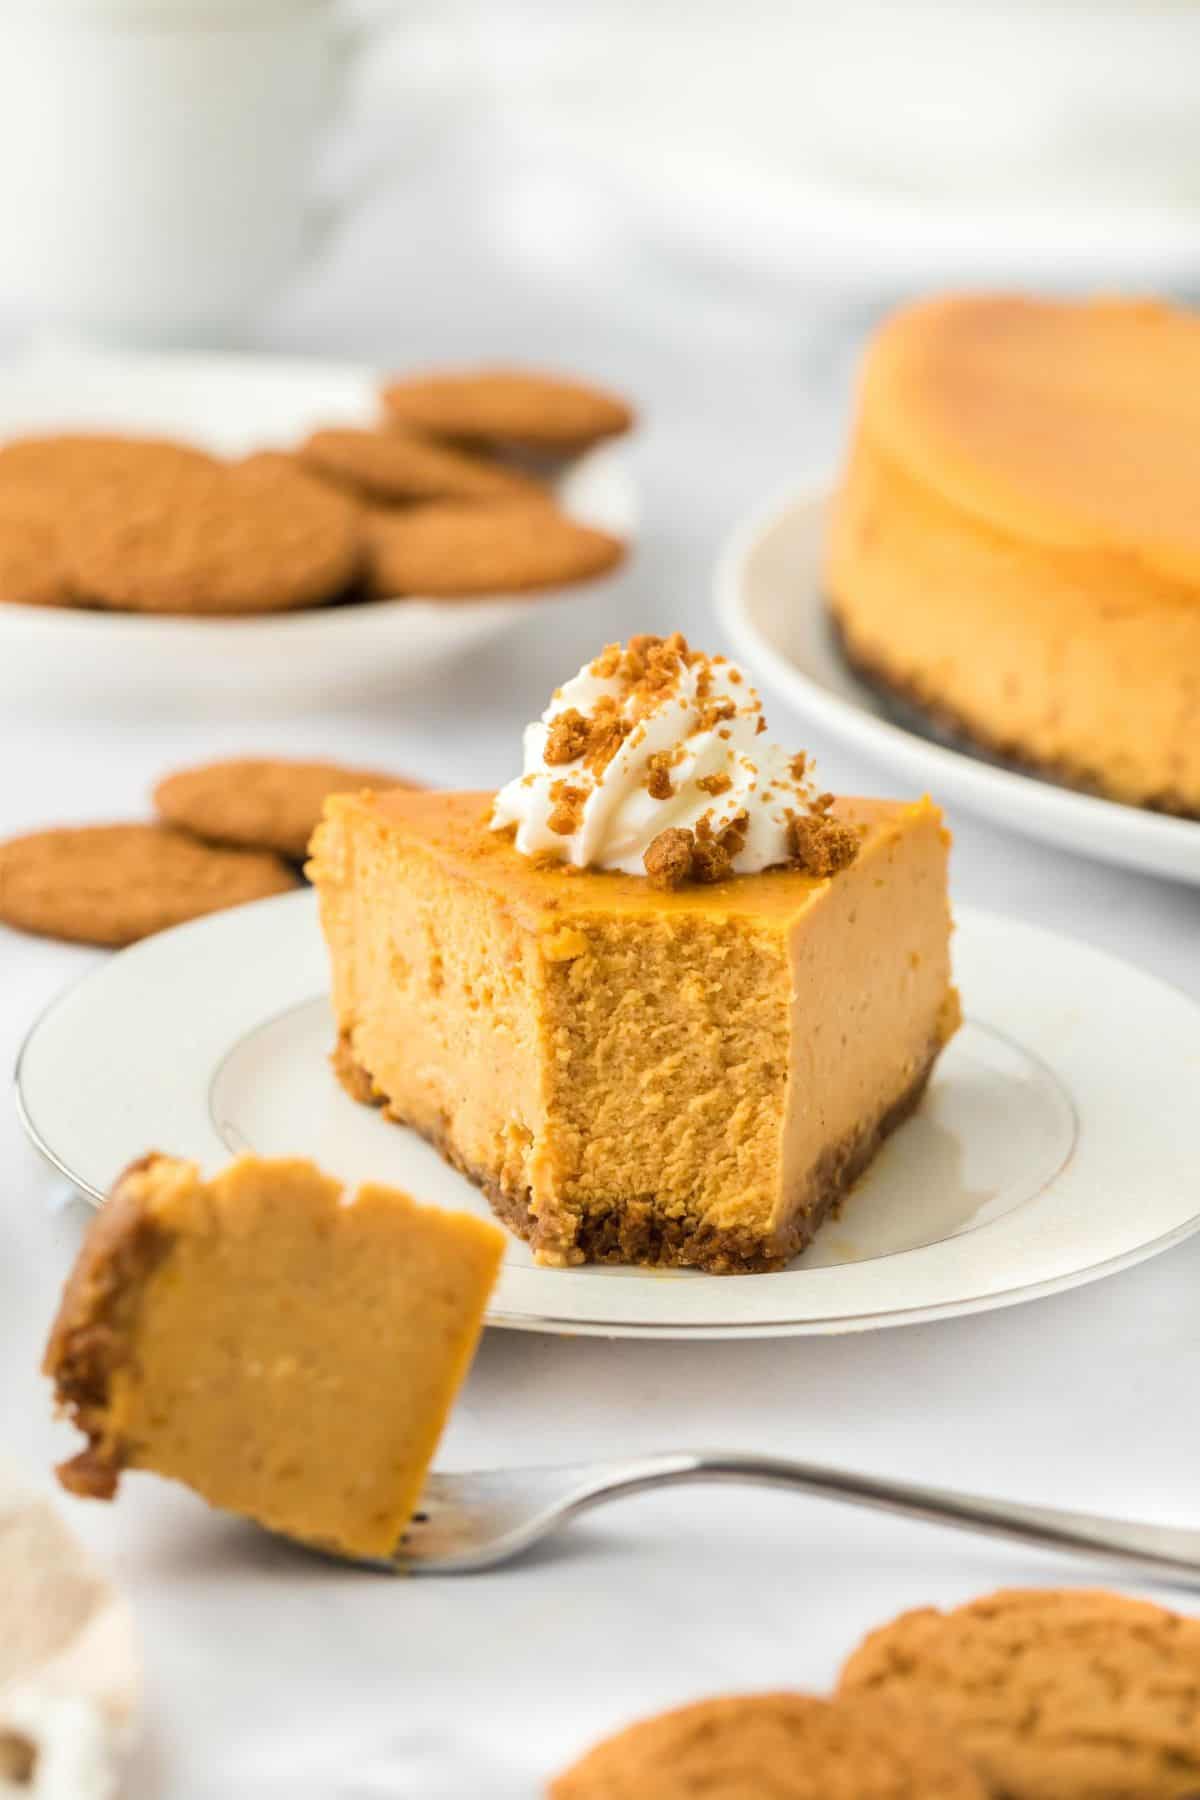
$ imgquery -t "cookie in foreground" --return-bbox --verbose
[839,1586,1200,1798]
[43,1154,505,1558]
[550,1690,987,1798]
[153,755,419,863]
[0,822,299,947]
[311,633,959,1274]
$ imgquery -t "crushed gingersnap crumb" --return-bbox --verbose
[790,814,860,877]
[547,782,587,835]
[543,695,632,780]
[624,631,692,688]
[697,697,737,733]
[544,708,592,766]
[643,827,695,888]
[588,642,623,679]
[582,697,631,775]
[640,803,860,890]
[691,811,748,883]
[588,633,695,706]
[643,813,753,888]
[645,752,676,800]
[696,772,732,796]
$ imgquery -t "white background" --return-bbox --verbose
[2,34,1200,1796]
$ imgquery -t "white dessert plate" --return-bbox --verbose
[0,339,636,714]
[16,890,1200,1340]
[716,483,1200,888]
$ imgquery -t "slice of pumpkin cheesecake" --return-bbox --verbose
[44,1154,504,1558]
[311,634,959,1275]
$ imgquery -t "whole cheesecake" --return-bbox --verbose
[310,635,959,1274]
[827,294,1200,816]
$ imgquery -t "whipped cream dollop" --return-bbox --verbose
[491,634,831,879]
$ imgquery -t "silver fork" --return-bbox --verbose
[357,1451,1200,1583]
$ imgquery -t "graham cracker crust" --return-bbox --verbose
[333,1031,945,1275]
[42,1153,172,1499]
[830,608,1200,822]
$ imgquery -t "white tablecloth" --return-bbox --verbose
[2,103,1200,1800]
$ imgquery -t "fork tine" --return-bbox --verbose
[386,1456,703,1573]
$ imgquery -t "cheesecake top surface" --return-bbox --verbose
[861,294,1200,586]
[336,787,941,926]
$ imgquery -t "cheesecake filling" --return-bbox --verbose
[311,630,958,1276]
[491,634,853,881]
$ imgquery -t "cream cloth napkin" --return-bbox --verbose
[0,1465,139,1800]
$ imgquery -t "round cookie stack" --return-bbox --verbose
[362,366,630,600]
[0,366,633,615]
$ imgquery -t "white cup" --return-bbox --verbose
[0,0,369,343]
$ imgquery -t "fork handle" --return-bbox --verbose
[561,1451,1200,1589]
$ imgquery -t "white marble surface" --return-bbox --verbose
[2,99,1200,1800]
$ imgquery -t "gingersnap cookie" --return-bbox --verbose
[0,494,72,607]
[0,824,299,947]
[298,426,547,507]
[0,436,219,608]
[551,1691,987,1799]
[154,756,416,863]
[63,451,362,616]
[364,502,625,598]
[839,1586,1200,1798]
[0,433,217,500]
[379,368,634,451]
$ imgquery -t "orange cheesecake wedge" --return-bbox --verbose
[311,635,959,1274]
[44,1153,504,1559]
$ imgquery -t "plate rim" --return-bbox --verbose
[714,475,1200,885]
[14,889,1200,1341]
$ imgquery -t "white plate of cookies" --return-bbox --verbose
[0,340,637,714]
